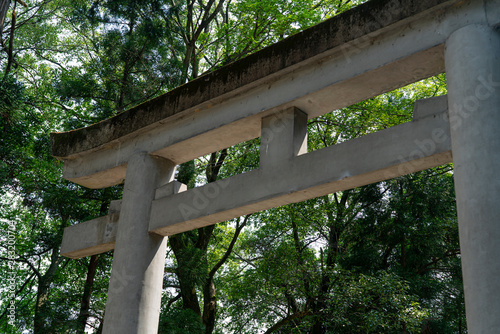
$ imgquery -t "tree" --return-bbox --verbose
[160,2,366,333]
[0,0,11,40]
[0,0,464,333]
[216,77,462,333]
[1,1,120,332]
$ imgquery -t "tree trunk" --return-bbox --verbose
[202,277,216,334]
[169,233,203,317]
[117,20,135,112]
[76,254,99,334]
[202,215,248,334]
[4,0,15,76]
[169,150,228,333]
[311,193,350,333]
[182,41,196,81]
[34,248,63,334]
[291,214,321,333]
[0,0,10,35]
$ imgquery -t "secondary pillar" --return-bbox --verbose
[102,152,175,333]
[260,107,308,171]
[445,24,500,333]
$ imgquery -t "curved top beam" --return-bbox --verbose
[50,0,500,189]
[50,0,455,159]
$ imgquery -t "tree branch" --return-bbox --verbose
[4,0,15,75]
[209,214,250,278]
[417,249,461,275]
[0,272,35,321]
[165,293,182,310]
[263,310,312,334]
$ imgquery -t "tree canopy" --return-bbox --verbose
[0,0,464,333]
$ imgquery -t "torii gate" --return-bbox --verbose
[51,0,500,333]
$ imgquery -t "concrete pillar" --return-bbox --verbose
[445,24,500,333]
[102,152,175,334]
[260,107,308,171]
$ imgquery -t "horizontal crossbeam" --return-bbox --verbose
[149,96,451,235]
[61,201,121,259]
[61,183,187,259]
[61,96,451,258]
[49,0,497,189]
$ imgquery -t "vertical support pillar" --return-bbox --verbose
[260,107,308,170]
[102,152,175,334]
[445,24,500,333]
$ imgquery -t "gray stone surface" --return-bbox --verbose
[50,0,456,159]
[52,1,500,333]
[259,107,308,171]
[61,200,121,259]
[413,95,448,121]
[446,24,500,334]
[61,97,452,257]
[102,153,175,334]
[51,0,486,189]
[54,0,500,189]
[61,213,119,259]
[150,102,451,235]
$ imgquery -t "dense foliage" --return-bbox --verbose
[0,0,464,333]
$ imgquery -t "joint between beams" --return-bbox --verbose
[259,107,308,171]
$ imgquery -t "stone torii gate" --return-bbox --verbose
[51,0,500,333]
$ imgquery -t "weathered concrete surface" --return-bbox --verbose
[445,24,500,334]
[259,107,308,171]
[61,200,121,259]
[155,180,187,200]
[51,0,455,157]
[150,97,451,235]
[60,96,452,255]
[62,183,188,259]
[52,0,500,189]
[61,212,119,259]
[102,153,174,334]
[413,95,448,121]
[54,0,500,189]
